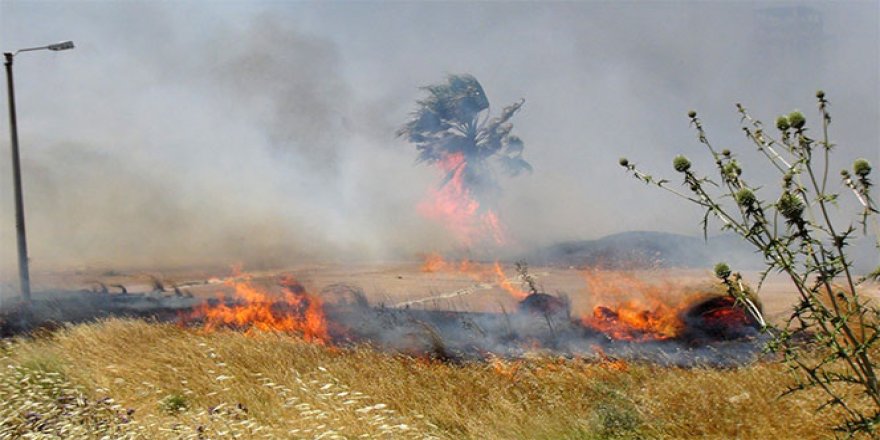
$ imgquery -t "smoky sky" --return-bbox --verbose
[0,1,877,277]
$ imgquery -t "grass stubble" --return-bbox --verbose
[0,319,860,439]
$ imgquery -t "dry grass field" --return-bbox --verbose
[0,319,857,439]
[1,263,877,439]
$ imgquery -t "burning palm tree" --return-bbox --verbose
[399,74,530,246]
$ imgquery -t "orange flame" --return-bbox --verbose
[420,253,473,273]
[418,152,506,246]
[191,271,329,343]
[482,211,506,245]
[580,269,693,341]
[420,253,448,273]
[421,253,529,300]
[418,254,529,301]
[492,262,528,300]
[593,346,630,371]
[490,357,523,379]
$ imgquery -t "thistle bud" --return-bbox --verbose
[714,262,732,279]
[776,115,790,131]
[722,149,731,157]
[816,90,825,99]
[688,110,697,118]
[783,173,793,184]
[788,111,806,129]
[723,162,742,177]
[841,169,850,178]
[673,155,691,173]
[777,192,804,219]
[853,158,872,177]
[619,157,629,167]
[736,188,757,207]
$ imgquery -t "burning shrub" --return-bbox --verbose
[680,295,761,342]
[580,269,760,343]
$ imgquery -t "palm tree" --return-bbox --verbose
[398,74,531,202]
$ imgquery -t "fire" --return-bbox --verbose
[417,259,755,342]
[489,357,522,379]
[420,253,447,272]
[418,152,506,246]
[588,302,684,341]
[580,269,694,341]
[418,254,529,301]
[188,262,753,349]
[482,211,505,245]
[190,271,329,343]
[492,262,528,300]
[420,253,472,273]
[593,346,629,371]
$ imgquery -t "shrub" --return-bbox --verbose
[160,393,188,414]
[620,92,880,434]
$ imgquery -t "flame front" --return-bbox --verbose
[420,252,472,273]
[418,152,506,246]
[191,272,329,343]
[491,262,528,300]
[189,263,752,350]
[419,254,528,301]
[580,269,691,341]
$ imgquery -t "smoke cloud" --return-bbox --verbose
[0,2,876,281]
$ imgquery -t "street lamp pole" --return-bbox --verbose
[3,41,74,303]
[4,51,31,302]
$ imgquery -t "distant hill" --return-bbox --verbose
[527,231,760,269]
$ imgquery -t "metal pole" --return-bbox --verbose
[4,52,31,302]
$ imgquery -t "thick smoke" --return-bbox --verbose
[0,4,437,279]
[0,2,877,287]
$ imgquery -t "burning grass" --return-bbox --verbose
[0,319,865,439]
[189,273,330,343]
[168,265,764,367]
[0,265,765,367]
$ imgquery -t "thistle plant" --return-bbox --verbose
[515,260,540,296]
[620,91,880,434]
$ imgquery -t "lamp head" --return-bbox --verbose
[47,41,74,51]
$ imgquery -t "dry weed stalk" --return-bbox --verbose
[621,91,880,434]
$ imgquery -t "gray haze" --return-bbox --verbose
[0,1,877,276]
